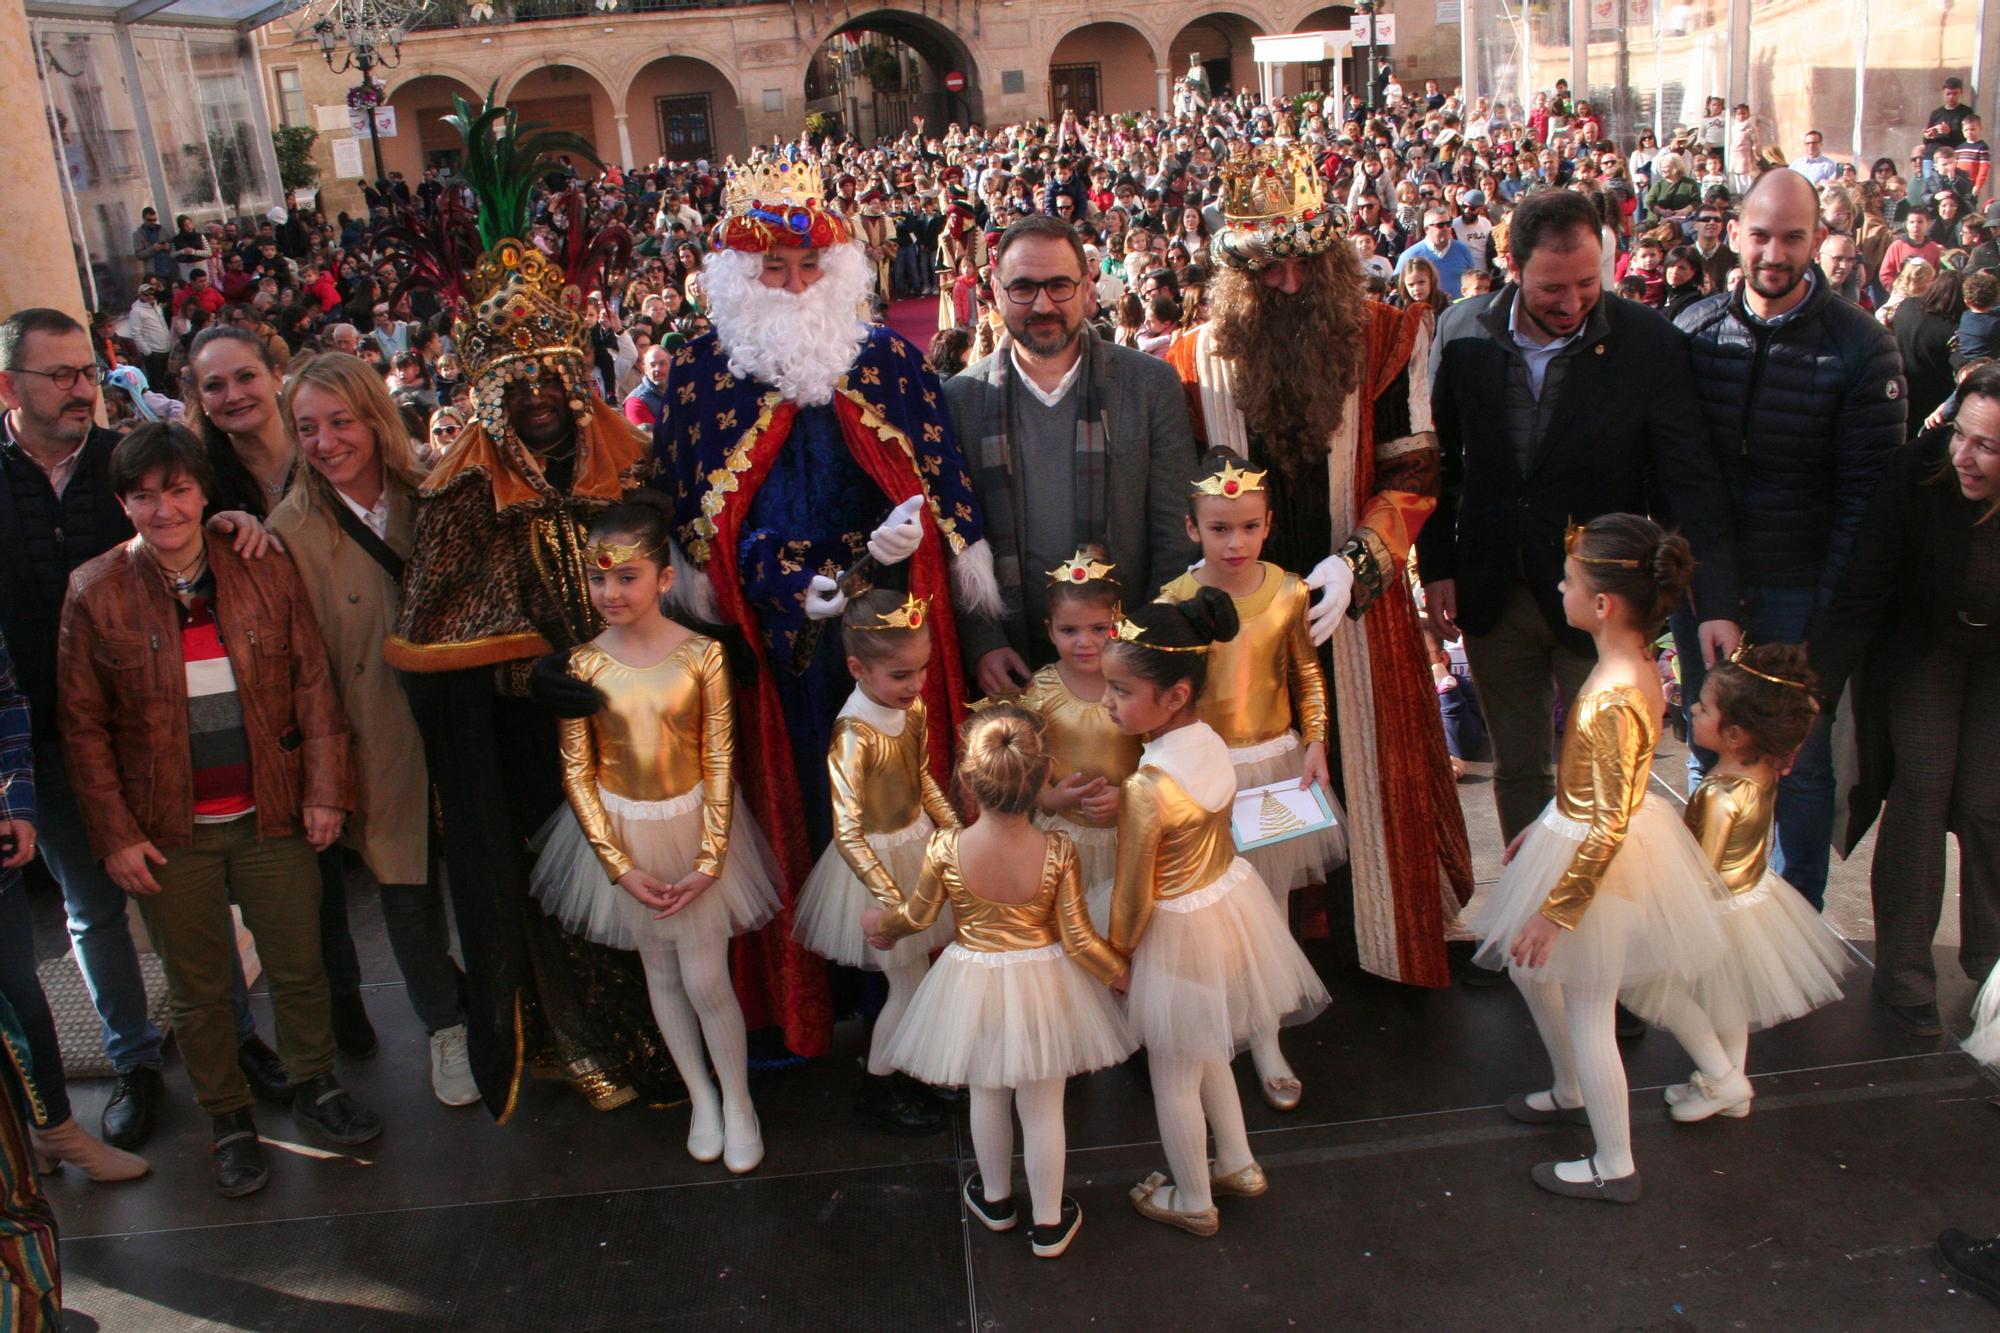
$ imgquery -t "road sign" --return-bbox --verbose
[1349,14,1396,45]
[943,70,966,92]
[348,106,398,138]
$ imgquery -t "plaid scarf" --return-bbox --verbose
[972,330,1109,619]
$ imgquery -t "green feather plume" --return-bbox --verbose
[445,81,602,251]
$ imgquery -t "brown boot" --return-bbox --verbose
[31,1116,150,1182]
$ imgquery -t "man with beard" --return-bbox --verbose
[1165,146,1475,990]
[652,162,998,1132]
[1673,168,1905,923]
[382,96,675,1119]
[856,187,897,301]
[946,214,1197,693]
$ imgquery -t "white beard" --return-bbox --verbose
[703,243,874,406]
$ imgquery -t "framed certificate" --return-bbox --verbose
[1231,780,1338,852]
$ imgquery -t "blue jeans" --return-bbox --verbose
[0,871,70,1126]
[35,741,255,1074]
[1670,585,1836,907]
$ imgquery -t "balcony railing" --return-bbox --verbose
[410,0,760,29]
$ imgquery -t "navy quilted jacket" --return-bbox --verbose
[1674,275,1907,602]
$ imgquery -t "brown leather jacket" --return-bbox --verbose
[57,536,355,859]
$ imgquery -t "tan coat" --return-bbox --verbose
[268,478,430,884]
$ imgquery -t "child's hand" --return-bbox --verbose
[1499,827,1529,865]
[1509,915,1561,971]
[1299,742,1331,793]
[657,870,717,917]
[1109,971,1130,997]
[1077,779,1118,823]
[1042,772,1095,812]
[860,906,886,938]
[617,868,675,911]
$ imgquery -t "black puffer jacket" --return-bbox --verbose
[1675,272,1907,601]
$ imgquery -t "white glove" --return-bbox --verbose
[867,495,926,565]
[1304,554,1356,646]
[804,575,848,621]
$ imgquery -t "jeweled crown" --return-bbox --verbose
[713,161,855,252]
[849,593,931,632]
[1046,550,1117,587]
[1191,457,1268,499]
[1218,145,1326,225]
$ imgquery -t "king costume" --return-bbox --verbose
[653,160,997,1058]
[1166,146,1474,989]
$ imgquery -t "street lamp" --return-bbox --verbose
[290,0,432,195]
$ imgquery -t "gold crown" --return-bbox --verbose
[1218,145,1326,225]
[724,160,826,216]
[1112,617,1208,653]
[584,536,665,570]
[1046,550,1117,587]
[850,593,931,632]
[713,161,854,251]
[1191,457,1268,499]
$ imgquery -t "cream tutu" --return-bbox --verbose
[793,817,952,969]
[1126,857,1331,1062]
[1472,795,1729,1017]
[530,787,782,950]
[1229,732,1349,895]
[1965,962,2000,1067]
[1036,812,1117,933]
[885,942,1136,1087]
[1626,867,1850,1031]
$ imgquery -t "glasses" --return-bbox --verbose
[432,422,463,439]
[1001,276,1080,304]
[9,364,102,390]
[1697,215,1724,225]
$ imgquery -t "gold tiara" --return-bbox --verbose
[584,537,666,570]
[1563,520,1642,569]
[1047,551,1117,587]
[1191,457,1268,499]
[1112,617,1209,653]
[849,593,931,632]
[1726,643,1816,694]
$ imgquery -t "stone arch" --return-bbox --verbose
[1165,9,1274,103]
[1045,19,1164,119]
[494,53,619,106]
[800,6,994,135]
[382,63,489,103]
[494,60,621,165]
[377,75,482,182]
[622,54,747,165]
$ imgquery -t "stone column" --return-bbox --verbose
[1157,68,1171,116]
[1,0,89,322]
[614,111,636,169]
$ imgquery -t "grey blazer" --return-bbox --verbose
[945,331,1198,674]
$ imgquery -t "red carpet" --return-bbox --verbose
[886,295,939,350]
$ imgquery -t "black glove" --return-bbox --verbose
[527,652,606,719]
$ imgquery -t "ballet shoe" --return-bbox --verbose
[1129,1171,1219,1237]
[1259,1075,1303,1113]
[1667,1069,1753,1123]
[1504,1091,1590,1125]
[685,1099,723,1164]
[1209,1160,1269,1198]
[1529,1159,1642,1204]
[722,1109,763,1175]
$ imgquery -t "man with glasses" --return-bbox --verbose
[1690,206,1738,293]
[1818,233,1867,306]
[1397,209,1478,299]
[1796,130,1840,186]
[945,214,1196,693]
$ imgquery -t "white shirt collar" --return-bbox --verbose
[838,685,907,736]
[1139,722,1234,812]
[1009,343,1084,408]
[335,486,391,540]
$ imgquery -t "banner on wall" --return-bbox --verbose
[331,136,364,179]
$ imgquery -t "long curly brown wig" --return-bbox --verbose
[1208,245,1368,479]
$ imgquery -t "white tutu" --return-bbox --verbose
[529,787,782,950]
[1626,867,1850,1031]
[793,817,952,970]
[1966,962,2000,1067]
[1126,857,1331,1062]
[884,942,1136,1087]
[1471,796,1729,1017]
[1229,733,1349,895]
[1036,813,1117,933]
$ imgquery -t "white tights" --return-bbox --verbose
[969,1079,1068,1227]
[1512,975,1635,1180]
[865,959,928,1077]
[1648,991,1750,1082]
[1148,1054,1256,1214]
[638,934,754,1141]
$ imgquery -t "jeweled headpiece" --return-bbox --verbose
[848,593,931,632]
[712,161,855,253]
[1111,617,1208,653]
[1563,520,1643,569]
[1046,551,1117,587]
[1191,457,1268,500]
[584,536,666,569]
[1210,145,1340,271]
[1726,642,1816,694]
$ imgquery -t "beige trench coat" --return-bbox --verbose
[268,478,430,884]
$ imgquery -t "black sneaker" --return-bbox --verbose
[101,1066,165,1151]
[961,1172,1017,1232]
[290,1072,382,1147]
[1937,1229,2000,1310]
[1030,1197,1083,1258]
[211,1109,268,1198]
[237,1036,293,1106]
[331,993,379,1060]
[855,1073,943,1136]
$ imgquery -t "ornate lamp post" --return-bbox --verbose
[291,0,432,193]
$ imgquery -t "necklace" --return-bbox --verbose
[261,477,286,497]
[153,547,208,597]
